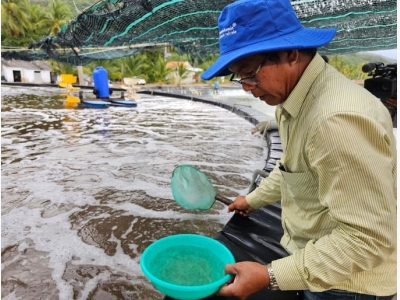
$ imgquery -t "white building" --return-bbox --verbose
[1,59,52,84]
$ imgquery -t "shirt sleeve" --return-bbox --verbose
[246,161,283,209]
[273,112,397,291]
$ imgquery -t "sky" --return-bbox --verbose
[365,49,397,60]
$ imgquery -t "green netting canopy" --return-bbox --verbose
[1,0,397,65]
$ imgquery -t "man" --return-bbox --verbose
[201,0,397,299]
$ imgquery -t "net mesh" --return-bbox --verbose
[171,165,217,210]
[1,0,397,66]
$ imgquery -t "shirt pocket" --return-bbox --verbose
[280,170,318,206]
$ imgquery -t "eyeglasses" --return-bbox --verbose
[230,53,271,86]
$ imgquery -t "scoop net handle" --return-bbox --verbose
[215,194,233,206]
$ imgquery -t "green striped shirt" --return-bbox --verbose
[246,54,397,295]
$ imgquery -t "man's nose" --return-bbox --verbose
[242,83,257,92]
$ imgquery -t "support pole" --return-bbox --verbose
[77,65,85,85]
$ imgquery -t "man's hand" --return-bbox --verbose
[228,196,254,216]
[216,262,270,300]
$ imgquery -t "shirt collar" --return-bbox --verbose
[281,53,326,118]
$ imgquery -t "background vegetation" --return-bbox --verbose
[1,0,396,85]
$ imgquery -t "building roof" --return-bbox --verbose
[1,59,52,71]
[166,61,192,69]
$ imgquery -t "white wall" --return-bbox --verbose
[1,65,51,83]
[38,71,51,83]
[2,67,15,83]
[22,69,35,83]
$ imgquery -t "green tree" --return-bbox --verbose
[329,55,370,80]
[1,0,32,46]
[44,0,72,36]
[50,60,77,76]
[151,55,172,84]
[355,62,370,80]
[175,62,190,86]
[122,53,149,79]
[29,4,52,41]
[86,60,122,81]
[1,0,72,46]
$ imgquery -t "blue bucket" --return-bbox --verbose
[140,234,235,300]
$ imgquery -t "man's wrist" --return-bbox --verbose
[267,263,280,290]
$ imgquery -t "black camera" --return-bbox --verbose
[362,62,397,100]
[362,62,397,121]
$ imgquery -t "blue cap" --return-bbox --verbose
[201,0,336,80]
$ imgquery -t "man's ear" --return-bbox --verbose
[285,50,299,66]
[277,50,299,65]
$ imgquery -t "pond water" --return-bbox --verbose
[1,86,272,300]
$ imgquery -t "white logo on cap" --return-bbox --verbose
[219,23,237,39]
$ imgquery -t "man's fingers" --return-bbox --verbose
[215,283,231,296]
[235,209,249,217]
[227,203,236,213]
[224,263,237,275]
[216,268,236,297]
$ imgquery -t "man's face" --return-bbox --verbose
[228,51,298,106]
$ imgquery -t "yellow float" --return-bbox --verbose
[58,74,80,108]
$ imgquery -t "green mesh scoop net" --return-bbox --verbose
[171,165,232,210]
[1,0,397,66]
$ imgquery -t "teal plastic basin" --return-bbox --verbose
[140,234,235,300]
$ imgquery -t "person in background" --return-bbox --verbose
[214,80,220,94]
[201,0,397,299]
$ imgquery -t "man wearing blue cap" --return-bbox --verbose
[202,0,397,299]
